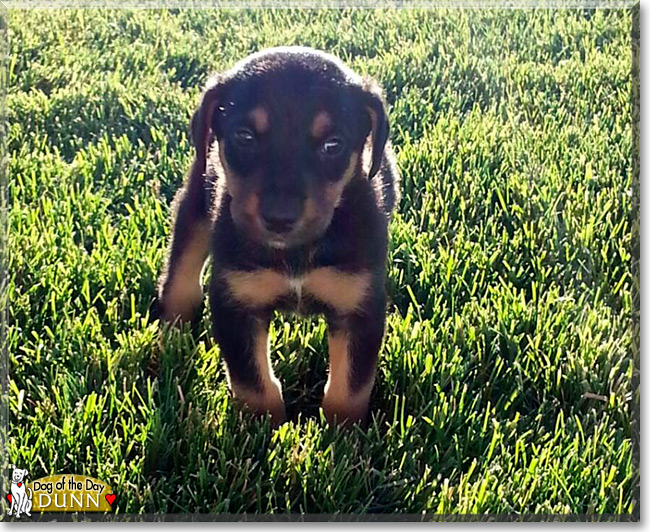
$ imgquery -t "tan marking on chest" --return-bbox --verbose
[223,269,291,308]
[303,268,371,313]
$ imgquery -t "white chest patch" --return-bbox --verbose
[289,277,304,302]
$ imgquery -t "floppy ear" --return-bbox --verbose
[190,74,226,171]
[358,79,390,179]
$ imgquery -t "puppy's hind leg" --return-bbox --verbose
[158,166,212,324]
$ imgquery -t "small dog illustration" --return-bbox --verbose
[8,465,32,518]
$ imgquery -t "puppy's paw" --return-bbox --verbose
[231,382,286,428]
[322,393,370,428]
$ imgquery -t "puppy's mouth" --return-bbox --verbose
[266,234,290,250]
[232,212,302,249]
[259,224,309,250]
[257,217,330,251]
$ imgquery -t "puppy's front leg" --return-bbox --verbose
[158,170,211,323]
[210,289,286,425]
[323,301,386,426]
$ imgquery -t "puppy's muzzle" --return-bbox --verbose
[260,192,303,235]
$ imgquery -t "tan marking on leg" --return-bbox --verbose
[161,222,210,322]
[223,269,291,308]
[303,268,371,313]
[228,320,285,425]
[322,330,374,425]
[248,107,269,134]
[310,111,332,138]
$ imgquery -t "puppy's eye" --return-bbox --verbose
[234,128,256,148]
[320,137,344,156]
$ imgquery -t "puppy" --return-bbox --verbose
[158,46,400,426]
[9,465,32,518]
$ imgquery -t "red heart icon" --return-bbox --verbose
[6,494,11,503]
[17,483,22,488]
[105,494,116,506]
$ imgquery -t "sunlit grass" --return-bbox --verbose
[6,8,638,516]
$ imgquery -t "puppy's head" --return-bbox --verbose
[191,46,390,249]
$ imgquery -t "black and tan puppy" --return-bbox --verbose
[158,46,399,426]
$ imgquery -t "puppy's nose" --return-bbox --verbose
[260,194,302,234]
[261,210,298,234]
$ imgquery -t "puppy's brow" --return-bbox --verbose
[248,107,270,134]
[310,111,332,138]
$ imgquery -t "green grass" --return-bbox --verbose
[5,7,639,517]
